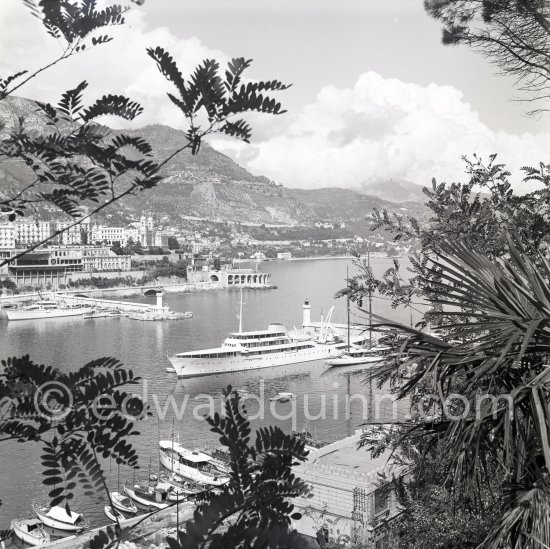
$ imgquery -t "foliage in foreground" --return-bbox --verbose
[365,237,550,548]
[0,0,290,269]
[0,355,146,509]
[167,388,310,549]
[425,0,550,113]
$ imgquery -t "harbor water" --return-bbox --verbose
[0,257,419,532]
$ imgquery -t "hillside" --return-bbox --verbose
[360,178,427,203]
[0,96,427,227]
[287,187,396,221]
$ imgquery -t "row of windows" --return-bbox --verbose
[247,345,315,355]
[229,332,286,340]
[181,351,240,359]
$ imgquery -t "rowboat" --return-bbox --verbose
[11,518,50,546]
[32,502,88,532]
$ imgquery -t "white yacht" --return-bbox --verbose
[6,300,92,321]
[168,297,367,378]
[159,440,229,486]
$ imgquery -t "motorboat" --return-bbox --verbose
[104,506,125,523]
[110,491,138,514]
[32,502,88,532]
[161,472,205,498]
[11,518,50,546]
[270,392,295,403]
[123,482,170,510]
[159,440,229,486]
[325,345,392,367]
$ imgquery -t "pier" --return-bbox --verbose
[60,292,169,314]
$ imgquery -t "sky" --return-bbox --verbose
[1,0,549,194]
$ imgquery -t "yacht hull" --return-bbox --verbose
[169,345,345,378]
[6,308,93,321]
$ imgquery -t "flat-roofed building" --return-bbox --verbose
[8,247,84,286]
[291,432,406,548]
[80,246,131,272]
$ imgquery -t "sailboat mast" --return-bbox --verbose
[368,246,373,349]
[238,289,243,334]
[346,266,350,352]
[171,418,175,474]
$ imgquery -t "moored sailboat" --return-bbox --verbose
[32,502,88,532]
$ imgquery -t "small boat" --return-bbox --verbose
[104,506,125,523]
[161,472,205,497]
[166,367,176,373]
[11,518,50,546]
[325,345,392,367]
[270,392,295,402]
[159,441,229,486]
[32,502,88,532]
[124,482,170,510]
[111,491,138,514]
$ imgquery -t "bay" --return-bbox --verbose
[0,256,420,530]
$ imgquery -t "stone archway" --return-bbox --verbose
[210,274,219,282]
[143,288,162,296]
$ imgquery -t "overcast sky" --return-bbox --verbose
[1,0,549,193]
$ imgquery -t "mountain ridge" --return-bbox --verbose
[0,97,427,226]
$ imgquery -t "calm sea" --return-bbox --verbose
[0,257,420,531]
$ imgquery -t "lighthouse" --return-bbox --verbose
[302,299,311,327]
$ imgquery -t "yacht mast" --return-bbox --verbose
[368,246,373,349]
[346,266,350,352]
[238,289,244,334]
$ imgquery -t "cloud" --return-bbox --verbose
[2,2,548,194]
[0,0,227,128]
[215,72,550,193]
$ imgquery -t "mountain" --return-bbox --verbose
[286,187,397,221]
[360,178,427,203]
[119,125,316,225]
[0,96,427,226]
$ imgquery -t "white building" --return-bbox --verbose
[291,432,405,548]
[80,247,131,272]
[277,252,292,260]
[0,223,15,248]
[14,220,55,245]
[91,224,126,246]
